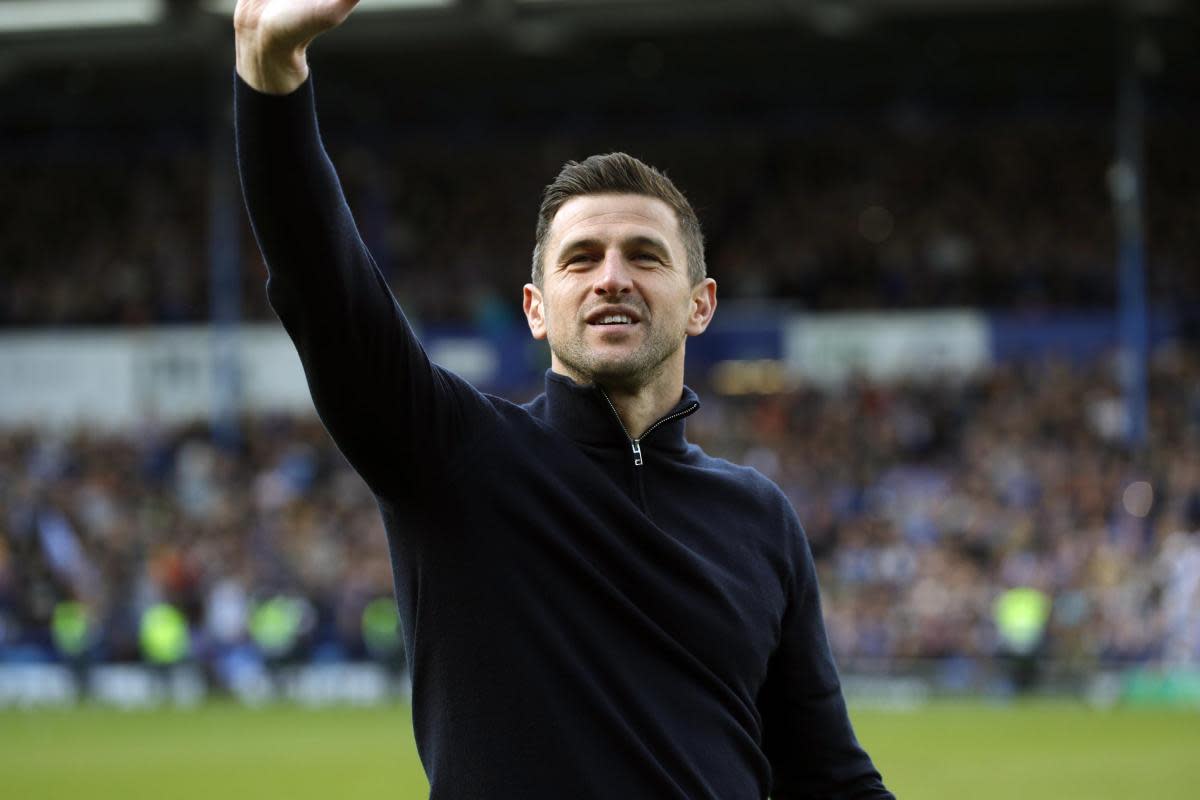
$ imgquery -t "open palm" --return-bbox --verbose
[234,0,360,93]
[235,0,360,51]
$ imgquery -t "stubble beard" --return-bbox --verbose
[549,314,682,392]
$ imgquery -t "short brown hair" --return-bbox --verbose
[531,153,706,286]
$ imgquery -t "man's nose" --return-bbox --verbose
[593,250,633,296]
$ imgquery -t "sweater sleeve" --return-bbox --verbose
[759,521,893,800]
[234,73,497,497]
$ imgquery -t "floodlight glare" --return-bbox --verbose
[0,0,165,33]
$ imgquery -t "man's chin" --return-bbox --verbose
[557,355,642,389]
[585,353,667,391]
[551,337,674,389]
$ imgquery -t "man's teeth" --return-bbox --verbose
[599,315,632,325]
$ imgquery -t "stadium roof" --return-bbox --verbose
[0,0,1188,50]
[0,0,1194,132]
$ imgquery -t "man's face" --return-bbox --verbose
[523,193,716,391]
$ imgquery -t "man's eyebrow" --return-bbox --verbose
[557,237,604,256]
[557,235,671,256]
[624,235,671,254]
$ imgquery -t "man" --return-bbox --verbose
[234,1,893,797]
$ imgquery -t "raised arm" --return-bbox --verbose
[234,0,496,497]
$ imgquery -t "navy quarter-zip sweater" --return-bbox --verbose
[235,74,892,800]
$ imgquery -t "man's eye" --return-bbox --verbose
[633,253,661,263]
[566,254,595,265]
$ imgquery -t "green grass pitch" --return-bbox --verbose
[3,701,1196,798]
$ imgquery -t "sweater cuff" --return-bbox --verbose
[233,69,314,106]
[234,70,321,157]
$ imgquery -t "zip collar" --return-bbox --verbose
[537,369,700,457]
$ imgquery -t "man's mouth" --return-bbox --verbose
[595,314,634,326]
[586,307,642,327]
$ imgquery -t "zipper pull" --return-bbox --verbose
[631,440,643,467]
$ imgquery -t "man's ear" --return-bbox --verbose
[523,283,547,340]
[686,278,717,336]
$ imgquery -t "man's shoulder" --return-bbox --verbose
[683,445,798,516]
[679,445,809,572]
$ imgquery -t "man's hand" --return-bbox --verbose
[234,0,360,95]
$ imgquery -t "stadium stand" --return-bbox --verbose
[2,119,1197,327]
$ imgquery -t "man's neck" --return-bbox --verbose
[601,378,683,440]
[551,356,685,440]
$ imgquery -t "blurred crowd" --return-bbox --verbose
[2,351,1198,687]
[0,413,401,688]
[2,115,1197,327]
